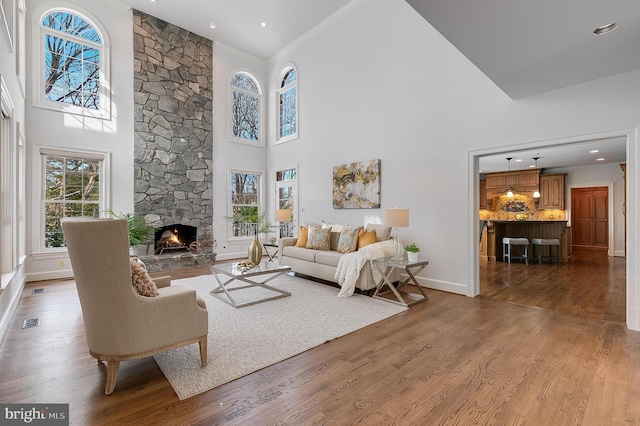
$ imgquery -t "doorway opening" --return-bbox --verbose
[470,127,636,328]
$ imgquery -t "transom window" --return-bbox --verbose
[276,65,298,143]
[34,7,110,118]
[229,71,263,145]
[42,150,104,249]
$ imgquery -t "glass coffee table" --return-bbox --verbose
[209,261,292,308]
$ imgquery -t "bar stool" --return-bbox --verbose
[532,238,560,264]
[502,237,529,264]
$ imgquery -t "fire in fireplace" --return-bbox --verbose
[154,224,197,255]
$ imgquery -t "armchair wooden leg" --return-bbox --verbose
[105,360,120,395]
[199,336,208,367]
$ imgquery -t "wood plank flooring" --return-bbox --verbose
[0,251,637,425]
[481,246,626,324]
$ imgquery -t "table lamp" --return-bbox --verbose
[275,209,291,239]
[384,207,409,260]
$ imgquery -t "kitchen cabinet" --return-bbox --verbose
[539,174,566,209]
[479,180,487,209]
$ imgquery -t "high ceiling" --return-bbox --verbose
[406,0,640,100]
[111,0,355,60]
[111,0,635,171]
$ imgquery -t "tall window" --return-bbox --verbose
[229,170,263,238]
[275,168,297,237]
[229,71,263,146]
[42,150,104,249]
[276,65,297,143]
[34,7,110,118]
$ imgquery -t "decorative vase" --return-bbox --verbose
[407,251,419,262]
[248,233,263,265]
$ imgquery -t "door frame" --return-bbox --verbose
[468,126,639,331]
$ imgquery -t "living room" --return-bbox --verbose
[1,0,640,422]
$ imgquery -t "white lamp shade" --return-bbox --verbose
[384,208,409,227]
[275,209,291,222]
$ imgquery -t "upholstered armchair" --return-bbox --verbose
[62,218,208,395]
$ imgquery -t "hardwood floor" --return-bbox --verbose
[481,246,626,324]
[1,254,638,425]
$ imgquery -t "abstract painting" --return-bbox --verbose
[332,159,380,209]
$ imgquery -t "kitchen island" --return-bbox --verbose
[483,220,571,262]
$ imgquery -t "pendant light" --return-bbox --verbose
[506,157,514,197]
[532,157,541,199]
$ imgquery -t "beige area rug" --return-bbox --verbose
[153,273,407,400]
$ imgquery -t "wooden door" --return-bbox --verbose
[571,187,608,248]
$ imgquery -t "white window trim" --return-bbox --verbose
[227,69,264,147]
[275,63,298,145]
[1,74,15,276]
[0,0,14,51]
[35,146,111,253]
[227,166,265,242]
[31,2,111,120]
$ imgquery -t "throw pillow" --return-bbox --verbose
[130,258,159,297]
[357,228,377,249]
[337,227,361,254]
[306,226,331,251]
[295,226,309,247]
[365,223,392,242]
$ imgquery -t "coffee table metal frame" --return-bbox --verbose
[210,261,292,308]
[372,258,429,307]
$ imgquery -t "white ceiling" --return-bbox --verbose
[111,0,633,172]
[405,0,640,100]
[111,0,355,60]
[477,137,627,174]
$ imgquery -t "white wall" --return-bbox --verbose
[211,43,268,260]
[0,0,28,344]
[24,0,135,280]
[266,0,640,326]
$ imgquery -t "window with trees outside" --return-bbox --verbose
[229,170,264,238]
[276,65,297,143]
[35,8,110,118]
[229,71,263,145]
[42,150,104,249]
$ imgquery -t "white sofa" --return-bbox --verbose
[277,223,398,292]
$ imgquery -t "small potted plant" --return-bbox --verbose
[404,243,420,262]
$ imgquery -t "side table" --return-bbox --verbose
[371,258,429,307]
[263,243,279,262]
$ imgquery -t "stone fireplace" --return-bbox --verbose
[132,11,216,272]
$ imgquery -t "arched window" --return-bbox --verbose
[34,6,110,118]
[276,65,298,143]
[229,71,263,145]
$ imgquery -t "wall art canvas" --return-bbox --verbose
[332,159,380,209]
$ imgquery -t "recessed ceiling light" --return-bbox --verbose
[149,0,157,3]
[593,22,618,36]
[590,149,600,153]
[596,158,605,161]
[514,159,522,162]
[209,23,216,29]
[260,22,268,28]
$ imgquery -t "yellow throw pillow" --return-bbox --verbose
[295,226,308,247]
[357,228,377,249]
